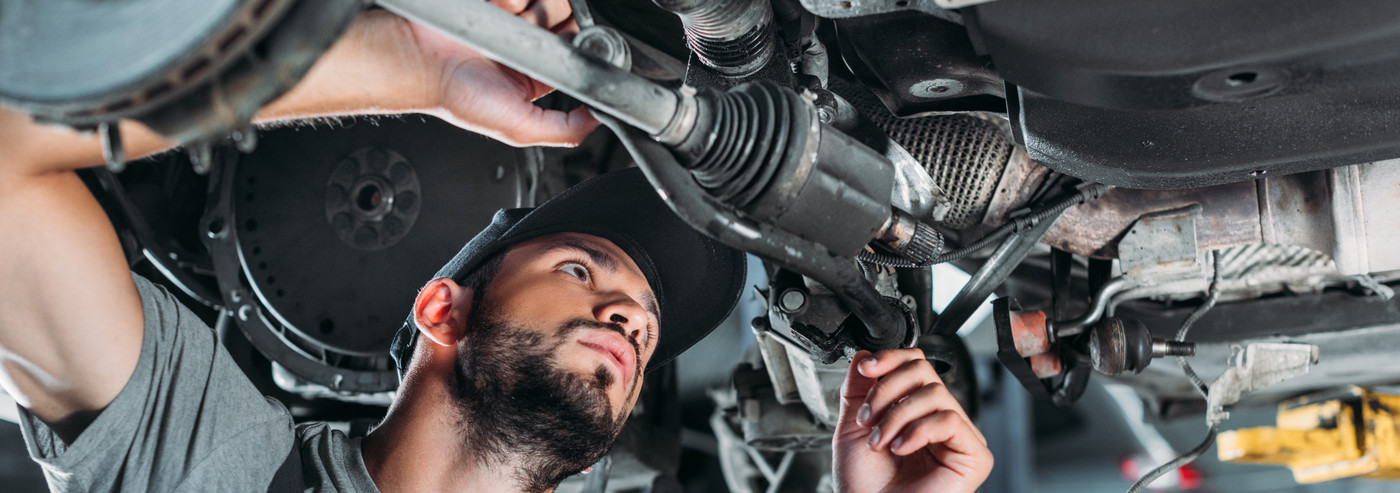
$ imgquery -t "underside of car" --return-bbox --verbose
[5,0,1400,490]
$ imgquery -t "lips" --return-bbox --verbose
[577,331,637,387]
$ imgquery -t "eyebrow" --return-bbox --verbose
[543,240,661,322]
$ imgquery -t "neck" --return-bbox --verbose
[362,370,550,493]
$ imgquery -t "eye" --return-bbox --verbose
[560,262,592,284]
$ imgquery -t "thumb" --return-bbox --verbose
[837,350,878,429]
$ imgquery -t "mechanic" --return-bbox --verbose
[0,2,992,492]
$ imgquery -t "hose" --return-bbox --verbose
[1126,423,1219,493]
[1177,250,1222,398]
[1125,250,1223,493]
[858,182,1112,268]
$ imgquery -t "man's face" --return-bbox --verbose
[445,232,659,491]
[477,232,660,415]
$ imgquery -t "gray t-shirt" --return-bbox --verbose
[16,274,381,492]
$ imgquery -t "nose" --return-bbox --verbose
[595,294,650,348]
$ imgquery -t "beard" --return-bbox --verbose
[450,297,638,493]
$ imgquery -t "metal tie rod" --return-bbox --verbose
[378,0,683,137]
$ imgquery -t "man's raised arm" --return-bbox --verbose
[0,3,594,443]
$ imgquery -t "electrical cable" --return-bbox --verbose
[1126,423,1220,493]
[857,182,1111,268]
[1125,250,1223,493]
[1177,250,1222,398]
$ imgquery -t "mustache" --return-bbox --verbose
[560,319,641,360]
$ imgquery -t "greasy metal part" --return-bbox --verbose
[380,0,682,137]
[573,26,633,72]
[1318,163,1400,275]
[1041,180,1260,259]
[799,0,971,21]
[1116,205,1204,281]
[652,0,778,78]
[752,318,803,405]
[567,0,597,27]
[1006,309,1051,357]
[1218,387,1400,483]
[785,342,852,426]
[1035,159,1400,276]
[798,38,830,87]
[875,210,945,264]
[99,123,126,173]
[1089,317,1152,376]
[723,362,835,451]
[1088,317,1195,376]
[1055,277,1140,337]
[597,114,913,353]
[1152,340,1195,358]
[617,30,689,82]
[1207,342,1320,426]
[981,149,1050,229]
[886,139,948,222]
[930,204,1066,336]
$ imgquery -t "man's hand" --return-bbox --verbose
[833,349,993,493]
[266,0,597,147]
[410,0,598,147]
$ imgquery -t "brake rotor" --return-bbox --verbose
[0,0,293,121]
[233,116,526,356]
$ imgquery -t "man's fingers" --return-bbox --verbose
[856,348,930,380]
[866,382,965,450]
[838,350,879,427]
[499,105,599,147]
[858,358,936,426]
[886,410,984,460]
[489,0,534,15]
[521,0,575,31]
[551,18,581,36]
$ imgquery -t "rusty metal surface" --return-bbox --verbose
[1043,180,1262,259]
[1010,310,1050,357]
[1029,353,1062,378]
[1117,205,1204,281]
[982,148,1052,227]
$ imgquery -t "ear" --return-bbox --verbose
[412,278,474,347]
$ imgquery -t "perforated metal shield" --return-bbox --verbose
[836,78,1013,229]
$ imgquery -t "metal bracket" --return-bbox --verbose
[1118,204,1205,282]
[1207,342,1321,426]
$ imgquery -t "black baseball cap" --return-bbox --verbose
[390,167,747,378]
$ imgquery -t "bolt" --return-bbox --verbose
[910,79,965,98]
[1152,339,1196,358]
[779,289,807,312]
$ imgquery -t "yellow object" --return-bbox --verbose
[1218,386,1400,483]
